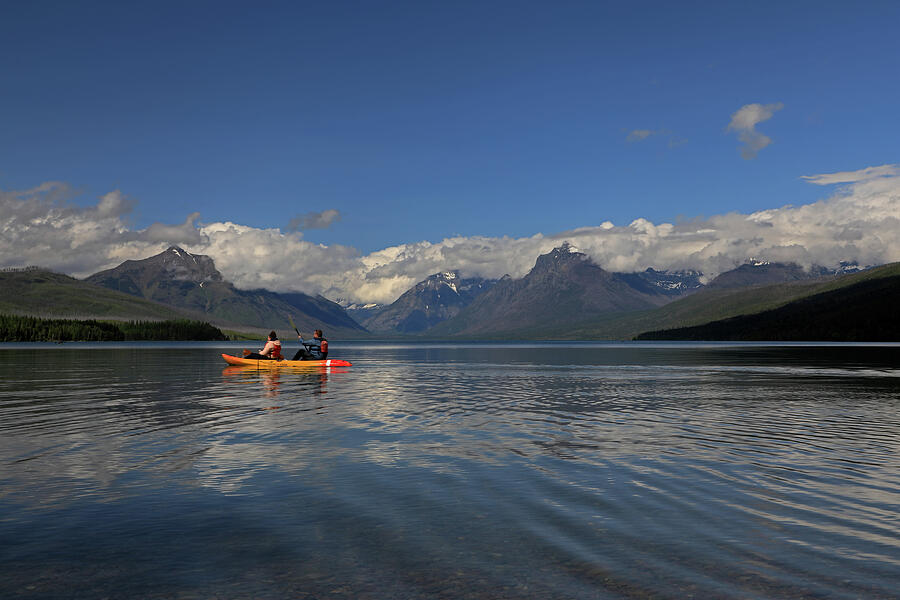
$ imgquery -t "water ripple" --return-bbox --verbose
[2,343,899,599]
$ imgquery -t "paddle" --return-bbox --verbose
[288,314,302,339]
[288,315,314,360]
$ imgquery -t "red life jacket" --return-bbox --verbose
[271,340,283,360]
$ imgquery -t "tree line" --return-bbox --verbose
[0,314,228,342]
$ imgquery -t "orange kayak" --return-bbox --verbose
[221,353,352,368]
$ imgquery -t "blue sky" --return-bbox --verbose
[2,1,900,302]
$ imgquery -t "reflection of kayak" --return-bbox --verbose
[221,354,352,368]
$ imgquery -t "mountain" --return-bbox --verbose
[0,267,204,321]
[618,268,704,296]
[705,261,815,289]
[427,243,692,337]
[85,247,225,309]
[274,292,364,332]
[343,302,386,326]
[636,267,900,341]
[11,246,888,341]
[361,271,498,333]
[85,246,368,337]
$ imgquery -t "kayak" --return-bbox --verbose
[221,353,352,368]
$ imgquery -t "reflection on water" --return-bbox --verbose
[1,342,899,599]
[221,364,342,398]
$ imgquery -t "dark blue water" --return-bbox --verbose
[2,342,899,599]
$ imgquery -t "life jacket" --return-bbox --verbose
[271,340,283,360]
[309,337,327,359]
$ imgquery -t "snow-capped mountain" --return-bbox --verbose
[428,243,690,337]
[619,268,705,296]
[361,270,498,333]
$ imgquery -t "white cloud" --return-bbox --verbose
[94,190,135,218]
[3,165,900,305]
[0,183,205,276]
[726,102,784,159]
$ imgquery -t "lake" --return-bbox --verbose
[1,341,899,599]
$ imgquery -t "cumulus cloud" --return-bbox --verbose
[3,165,900,305]
[0,183,207,276]
[726,102,784,159]
[287,209,341,231]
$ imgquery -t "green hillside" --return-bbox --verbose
[0,269,198,320]
[557,263,900,340]
[636,273,900,341]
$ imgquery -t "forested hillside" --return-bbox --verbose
[635,275,900,341]
[0,314,227,342]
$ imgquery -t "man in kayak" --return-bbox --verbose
[311,330,328,359]
[244,331,284,360]
[291,329,329,360]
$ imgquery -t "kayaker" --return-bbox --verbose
[291,329,328,360]
[244,331,283,360]
[310,330,329,359]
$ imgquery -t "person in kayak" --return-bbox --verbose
[291,329,329,361]
[310,330,328,359]
[244,331,284,360]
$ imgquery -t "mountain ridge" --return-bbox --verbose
[3,245,889,341]
[84,246,368,337]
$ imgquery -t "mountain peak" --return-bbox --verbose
[163,246,200,267]
[707,261,811,289]
[88,246,224,289]
[748,258,771,267]
[428,270,460,283]
[552,242,587,259]
[154,247,221,282]
[532,242,590,273]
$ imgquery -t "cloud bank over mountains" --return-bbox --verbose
[2,165,899,304]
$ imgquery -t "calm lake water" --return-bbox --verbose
[1,342,899,599]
